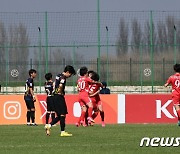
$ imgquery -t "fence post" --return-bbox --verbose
[130,58,132,85]
[30,58,33,69]
[97,0,101,77]
[163,58,165,83]
[45,11,49,73]
[150,10,154,93]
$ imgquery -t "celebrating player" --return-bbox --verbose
[24,69,37,126]
[76,67,94,127]
[164,64,180,126]
[44,73,55,125]
[89,72,105,127]
[45,65,76,136]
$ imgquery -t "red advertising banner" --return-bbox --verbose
[37,94,118,124]
[125,94,177,123]
[0,94,176,125]
[0,94,118,125]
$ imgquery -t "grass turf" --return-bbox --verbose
[0,124,180,154]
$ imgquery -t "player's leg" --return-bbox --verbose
[86,97,95,123]
[172,94,180,126]
[46,111,50,124]
[29,100,37,126]
[25,100,31,126]
[45,95,59,135]
[174,105,180,126]
[59,96,72,137]
[51,111,56,122]
[76,104,87,127]
[49,97,56,124]
[98,101,105,127]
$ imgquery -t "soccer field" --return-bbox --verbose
[0,124,179,154]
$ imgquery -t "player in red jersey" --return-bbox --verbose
[89,72,105,127]
[165,64,180,126]
[76,67,95,127]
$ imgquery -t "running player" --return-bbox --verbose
[89,72,105,127]
[165,64,180,126]
[24,69,37,126]
[76,67,94,127]
[44,73,55,124]
[45,65,76,136]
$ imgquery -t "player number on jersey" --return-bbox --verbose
[175,80,180,88]
[78,81,86,90]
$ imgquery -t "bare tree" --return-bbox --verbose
[157,21,168,53]
[116,17,129,56]
[166,16,175,46]
[0,21,7,81]
[131,18,142,53]
[8,23,29,81]
[142,20,157,54]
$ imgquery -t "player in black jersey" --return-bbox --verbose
[44,73,55,124]
[45,65,76,136]
[24,69,37,126]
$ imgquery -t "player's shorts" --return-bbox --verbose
[91,95,102,109]
[46,96,55,111]
[24,100,35,109]
[53,94,68,116]
[172,91,180,105]
[78,94,91,107]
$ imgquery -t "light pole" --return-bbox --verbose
[38,27,42,93]
[97,0,101,76]
[106,26,109,86]
[174,25,177,64]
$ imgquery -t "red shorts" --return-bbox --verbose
[91,95,102,110]
[78,93,91,107]
[172,91,180,105]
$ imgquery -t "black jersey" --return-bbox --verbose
[54,73,66,95]
[44,81,54,96]
[24,77,34,100]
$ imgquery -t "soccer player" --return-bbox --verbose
[164,64,180,126]
[76,67,95,127]
[89,72,105,127]
[45,65,76,136]
[44,73,55,124]
[24,69,37,126]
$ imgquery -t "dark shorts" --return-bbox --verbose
[24,100,35,109]
[53,94,68,116]
[46,96,55,111]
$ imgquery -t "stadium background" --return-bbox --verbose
[0,11,180,93]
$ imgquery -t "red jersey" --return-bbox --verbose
[89,83,101,97]
[77,76,92,96]
[166,73,180,93]
[89,83,102,108]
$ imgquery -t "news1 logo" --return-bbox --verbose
[140,137,180,147]
[3,101,21,119]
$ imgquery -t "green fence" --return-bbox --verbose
[0,11,180,93]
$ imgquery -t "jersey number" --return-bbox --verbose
[78,81,86,90]
[175,80,180,88]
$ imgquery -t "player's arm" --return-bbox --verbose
[164,83,169,87]
[29,87,36,101]
[164,77,171,87]
[58,83,64,95]
[89,90,100,97]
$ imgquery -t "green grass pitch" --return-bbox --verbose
[0,124,180,154]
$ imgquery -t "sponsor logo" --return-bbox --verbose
[3,101,21,119]
[156,100,177,119]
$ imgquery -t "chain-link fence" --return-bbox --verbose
[0,11,180,93]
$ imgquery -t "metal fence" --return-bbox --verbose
[0,11,180,93]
